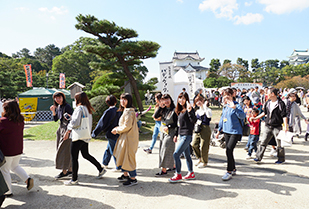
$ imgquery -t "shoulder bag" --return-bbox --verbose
[71,106,91,141]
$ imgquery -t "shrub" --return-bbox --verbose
[90,95,108,132]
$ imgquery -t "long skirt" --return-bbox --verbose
[55,123,72,170]
[159,132,175,169]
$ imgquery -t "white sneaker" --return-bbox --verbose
[222,172,232,181]
[246,154,252,160]
[64,180,79,186]
[269,149,277,157]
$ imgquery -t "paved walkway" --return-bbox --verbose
[2,107,309,209]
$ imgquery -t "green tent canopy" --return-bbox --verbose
[18,88,73,111]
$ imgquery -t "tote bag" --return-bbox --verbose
[71,106,91,141]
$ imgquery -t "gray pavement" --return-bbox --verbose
[2,107,309,209]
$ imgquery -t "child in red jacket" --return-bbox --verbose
[246,108,260,159]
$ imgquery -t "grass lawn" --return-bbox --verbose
[23,103,223,141]
[24,121,59,141]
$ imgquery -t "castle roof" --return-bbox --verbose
[172,51,204,61]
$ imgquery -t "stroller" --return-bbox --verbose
[210,123,225,148]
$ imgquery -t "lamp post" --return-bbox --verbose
[46,72,49,89]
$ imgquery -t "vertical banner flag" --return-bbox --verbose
[23,64,33,87]
[160,63,174,96]
[59,73,65,89]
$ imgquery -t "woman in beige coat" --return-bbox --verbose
[112,93,139,186]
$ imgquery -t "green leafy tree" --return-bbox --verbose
[223,59,231,65]
[251,58,260,72]
[34,44,62,70]
[237,57,249,70]
[203,76,233,88]
[75,14,160,111]
[12,48,34,59]
[52,37,100,86]
[280,60,289,69]
[209,58,221,73]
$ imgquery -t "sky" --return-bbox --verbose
[1,0,309,81]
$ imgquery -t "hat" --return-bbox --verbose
[288,88,297,95]
[252,97,260,104]
[53,91,66,99]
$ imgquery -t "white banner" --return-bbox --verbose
[160,63,174,97]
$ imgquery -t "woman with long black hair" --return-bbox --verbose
[169,92,197,183]
[153,94,177,176]
[50,92,73,179]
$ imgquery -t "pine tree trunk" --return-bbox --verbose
[121,63,144,112]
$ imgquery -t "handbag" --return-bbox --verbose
[71,106,91,141]
[0,149,5,167]
[194,120,202,133]
[238,118,250,136]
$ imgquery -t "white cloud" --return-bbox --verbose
[244,2,252,7]
[15,7,29,12]
[50,16,56,20]
[177,0,184,3]
[258,0,309,14]
[38,6,68,15]
[234,13,264,25]
[199,0,238,19]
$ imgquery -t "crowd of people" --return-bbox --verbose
[1,85,309,206]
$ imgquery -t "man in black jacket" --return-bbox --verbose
[253,88,288,164]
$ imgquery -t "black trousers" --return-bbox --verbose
[71,140,102,181]
[224,133,241,172]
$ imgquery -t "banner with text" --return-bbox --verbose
[231,83,263,90]
[59,73,65,89]
[23,64,33,87]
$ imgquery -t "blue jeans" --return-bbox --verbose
[150,121,161,150]
[248,134,259,155]
[173,135,193,174]
[102,138,119,169]
[119,166,137,177]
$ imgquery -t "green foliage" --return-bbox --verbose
[92,72,114,90]
[52,37,99,87]
[89,95,109,129]
[209,58,221,73]
[12,48,34,59]
[237,57,249,70]
[203,76,233,88]
[75,14,160,112]
[34,44,61,69]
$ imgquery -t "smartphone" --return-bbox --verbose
[63,113,71,120]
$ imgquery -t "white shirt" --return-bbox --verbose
[269,100,278,114]
[196,103,212,118]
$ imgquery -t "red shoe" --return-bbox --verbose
[183,172,196,180]
[168,173,183,183]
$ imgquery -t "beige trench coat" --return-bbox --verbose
[113,108,139,171]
